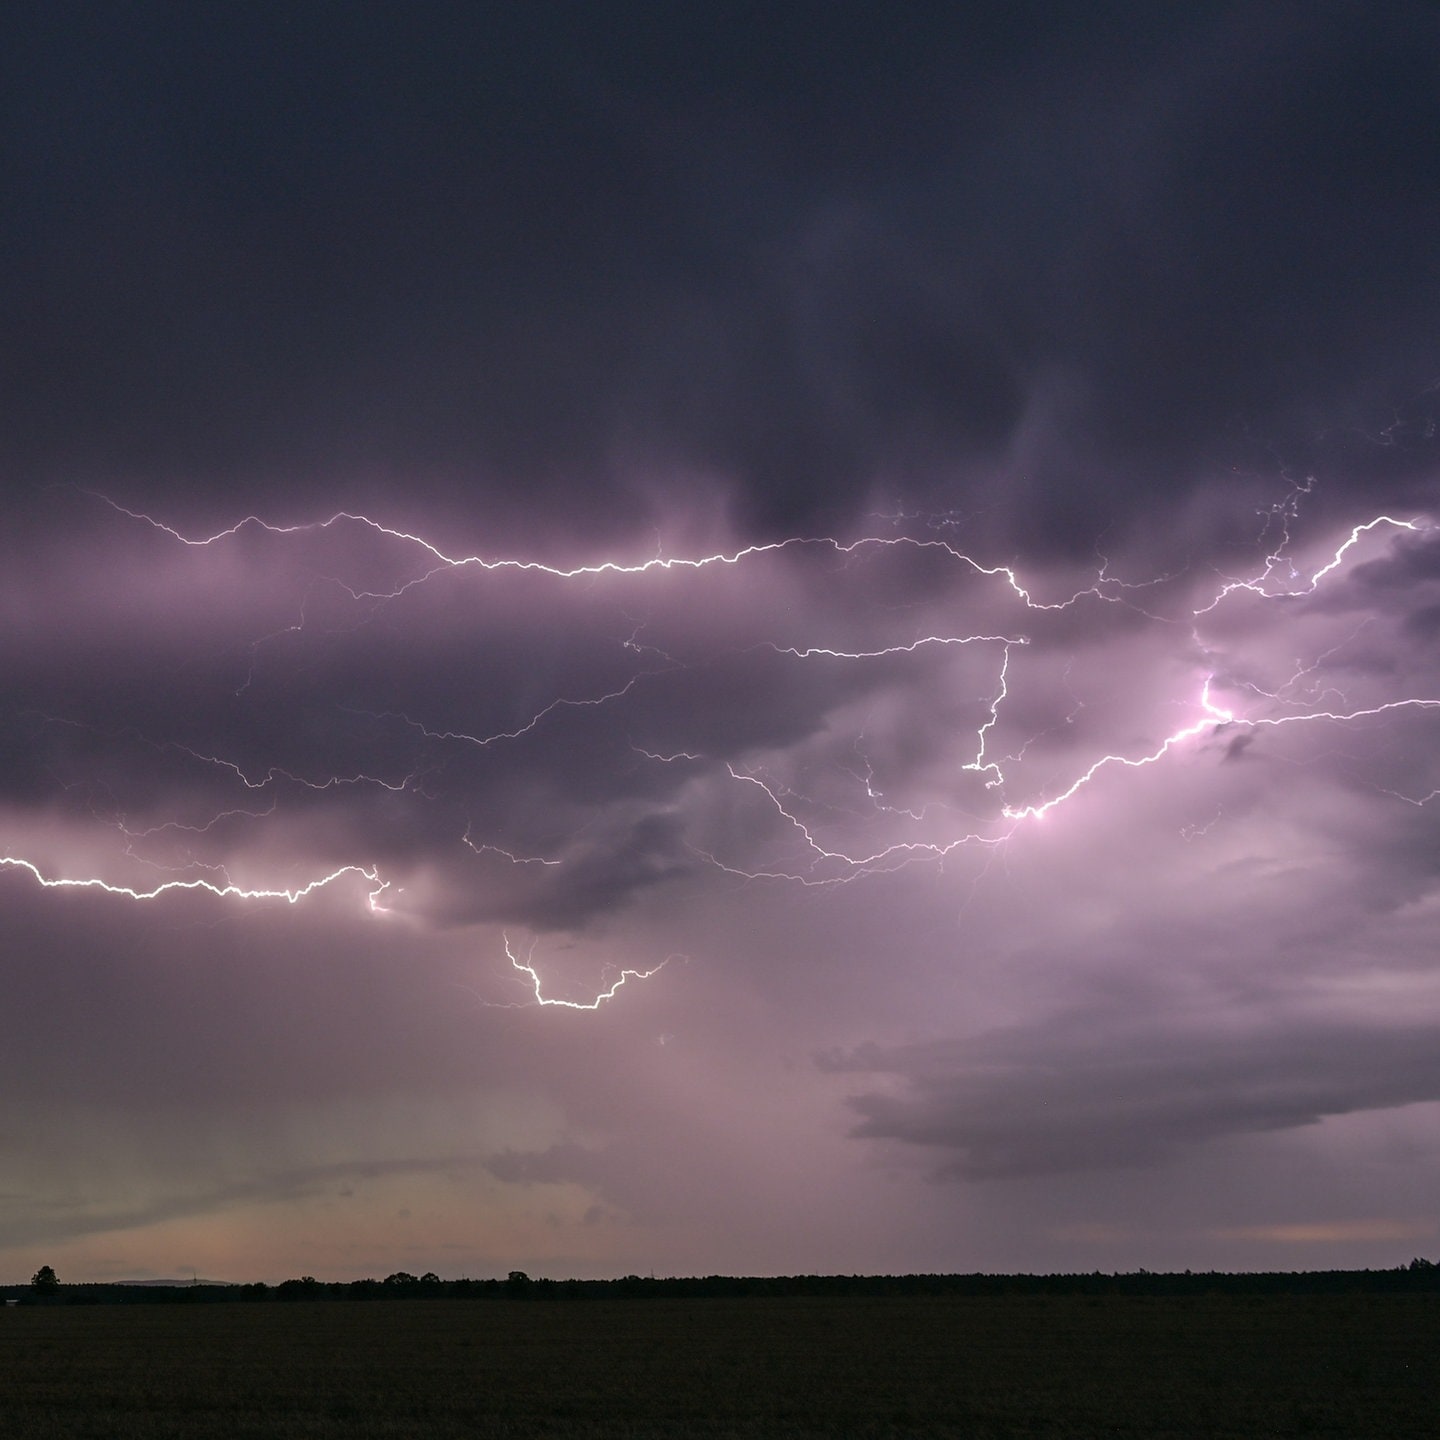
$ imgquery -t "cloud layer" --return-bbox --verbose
[2,3,1439,1281]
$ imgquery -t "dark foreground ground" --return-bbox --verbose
[3,1293,1436,1438]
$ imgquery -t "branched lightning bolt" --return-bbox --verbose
[502,934,673,1010]
[1193,514,1421,613]
[116,800,279,838]
[707,763,1003,883]
[367,673,653,750]
[759,634,1025,661]
[24,714,418,795]
[85,489,1158,609]
[462,824,562,867]
[963,638,1017,789]
[7,490,1435,1007]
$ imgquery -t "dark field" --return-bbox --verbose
[3,1293,1436,1438]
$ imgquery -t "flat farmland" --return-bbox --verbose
[2,1293,1436,1438]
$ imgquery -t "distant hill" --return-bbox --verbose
[105,1278,236,1288]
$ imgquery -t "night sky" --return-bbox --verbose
[5,3,1440,1283]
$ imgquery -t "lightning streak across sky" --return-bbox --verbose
[0,855,386,907]
[3,492,1436,1007]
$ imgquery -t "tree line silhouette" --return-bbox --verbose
[5,1258,1438,1305]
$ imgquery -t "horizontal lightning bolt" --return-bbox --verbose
[89,490,1147,610]
[761,635,1026,661]
[0,855,387,907]
[366,674,651,750]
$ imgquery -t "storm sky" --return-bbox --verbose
[4,2,1440,1282]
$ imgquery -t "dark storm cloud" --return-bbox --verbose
[827,1017,1440,1180]
[2,4,1434,550]
[1347,529,1440,616]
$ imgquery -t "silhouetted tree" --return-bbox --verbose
[276,1276,324,1300]
[31,1265,59,1295]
